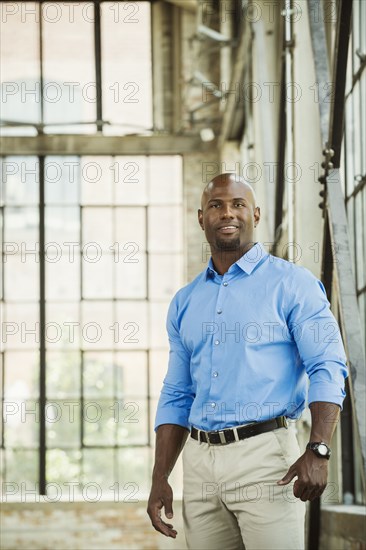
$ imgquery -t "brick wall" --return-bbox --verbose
[1,501,187,550]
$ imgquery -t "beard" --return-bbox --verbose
[215,235,241,251]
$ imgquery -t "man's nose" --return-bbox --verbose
[221,204,234,218]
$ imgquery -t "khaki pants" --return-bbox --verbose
[182,426,306,550]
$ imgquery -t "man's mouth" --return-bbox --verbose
[217,225,239,234]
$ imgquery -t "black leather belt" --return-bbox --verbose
[190,416,288,445]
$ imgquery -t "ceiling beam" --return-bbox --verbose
[0,134,216,156]
[162,0,197,12]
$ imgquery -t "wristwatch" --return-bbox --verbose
[306,441,331,459]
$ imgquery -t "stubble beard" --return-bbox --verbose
[215,235,241,251]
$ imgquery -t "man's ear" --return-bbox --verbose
[254,206,260,227]
[198,209,204,230]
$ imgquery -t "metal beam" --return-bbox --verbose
[326,169,366,484]
[307,0,331,144]
[218,21,251,148]
[0,135,216,156]
[307,0,366,481]
[328,0,353,168]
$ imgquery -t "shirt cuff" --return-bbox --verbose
[308,381,346,409]
[154,406,191,432]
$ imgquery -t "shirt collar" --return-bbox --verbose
[205,242,269,279]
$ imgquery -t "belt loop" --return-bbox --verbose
[197,429,202,445]
[233,427,239,442]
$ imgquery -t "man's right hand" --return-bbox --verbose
[147,477,177,538]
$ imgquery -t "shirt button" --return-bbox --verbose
[211,402,216,408]
[223,282,228,286]
[217,309,222,314]
[213,371,218,377]
[214,340,220,345]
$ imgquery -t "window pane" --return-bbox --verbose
[115,301,148,350]
[114,156,148,205]
[83,400,116,446]
[82,207,113,251]
[46,351,81,399]
[81,301,114,351]
[81,157,113,205]
[117,447,151,496]
[47,449,81,489]
[46,303,80,350]
[83,352,115,398]
[148,254,184,300]
[42,2,96,132]
[82,253,114,299]
[4,399,39,447]
[101,2,152,135]
[115,207,146,251]
[148,206,183,252]
[45,157,80,205]
[150,350,169,398]
[148,156,182,205]
[0,3,41,128]
[115,251,147,299]
[2,157,39,205]
[117,398,148,445]
[5,449,38,489]
[4,351,39,399]
[3,303,39,350]
[115,351,147,398]
[4,206,39,248]
[46,400,81,448]
[149,302,170,349]
[5,253,39,302]
[46,253,80,301]
[45,206,80,248]
[82,448,115,490]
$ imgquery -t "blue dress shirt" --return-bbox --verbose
[155,242,347,431]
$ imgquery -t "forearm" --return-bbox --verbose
[152,424,189,481]
[309,401,340,445]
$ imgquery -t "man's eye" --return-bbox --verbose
[210,204,220,208]
[235,203,245,207]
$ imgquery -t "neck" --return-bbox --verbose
[211,242,256,275]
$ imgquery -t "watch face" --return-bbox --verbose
[317,444,328,456]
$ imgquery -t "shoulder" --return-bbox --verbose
[268,255,320,283]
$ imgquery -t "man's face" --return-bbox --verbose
[198,179,260,252]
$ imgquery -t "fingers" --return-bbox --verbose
[293,478,327,501]
[164,499,174,520]
[147,499,177,538]
[277,465,297,485]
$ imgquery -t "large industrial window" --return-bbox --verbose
[342,0,366,346]
[0,154,183,499]
[0,1,153,136]
[341,0,366,506]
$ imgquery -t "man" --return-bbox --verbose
[147,173,347,549]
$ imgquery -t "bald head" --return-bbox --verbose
[201,173,257,210]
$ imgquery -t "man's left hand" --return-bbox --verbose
[277,449,329,501]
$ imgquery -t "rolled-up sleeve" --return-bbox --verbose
[286,269,348,408]
[154,294,194,431]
